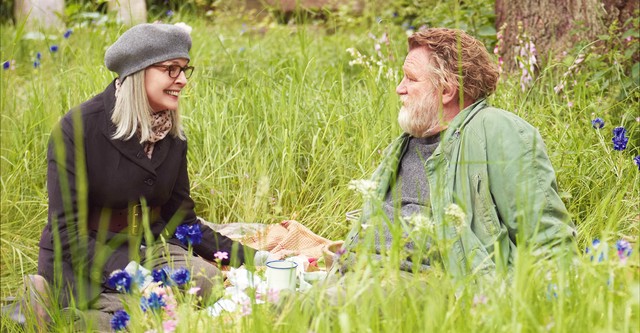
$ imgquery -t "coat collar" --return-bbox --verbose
[98,80,172,176]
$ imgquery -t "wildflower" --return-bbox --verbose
[207,299,237,317]
[166,10,174,17]
[187,287,200,295]
[472,294,488,306]
[634,156,640,170]
[591,118,605,129]
[108,270,132,293]
[347,179,378,198]
[567,101,573,108]
[214,251,229,260]
[612,127,628,151]
[63,29,72,39]
[616,239,632,261]
[152,267,171,286]
[585,239,605,262]
[33,61,40,68]
[445,203,467,234]
[174,223,202,246]
[163,319,178,332]
[36,52,41,60]
[2,61,9,70]
[110,310,130,331]
[141,292,166,312]
[171,267,190,286]
[49,45,58,53]
[546,283,558,300]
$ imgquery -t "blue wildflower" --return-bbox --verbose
[546,283,558,300]
[110,310,129,331]
[49,45,59,53]
[152,267,172,285]
[174,223,202,246]
[107,269,132,293]
[591,117,604,129]
[166,10,174,17]
[63,29,72,39]
[612,127,628,151]
[616,239,632,260]
[36,52,41,60]
[33,61,40,68]
[634,156,640,171]
[171,267,190,286]
[140,292,166,312]
[3,61,10,70]
[585,239,605,262]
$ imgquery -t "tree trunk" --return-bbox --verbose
[108,0,147,25]
[495,0,613,71]
[14,0,64,29]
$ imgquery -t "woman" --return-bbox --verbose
[37,23,250,327]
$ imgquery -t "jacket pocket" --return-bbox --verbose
[473,174,501,241]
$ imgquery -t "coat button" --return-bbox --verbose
[136,151,145,159]
[144,178,154,186]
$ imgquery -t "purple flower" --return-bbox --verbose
[2,61,9,70]
[612,127,628,151]
[616,239,632,260]
[152,267,171,286]
[63,29,72,39]
[634,156,640,170]
[49,45,58,53]
[174,223,202,246]
[107,269,132,293]
[33,61,40,68]
[36,52,41,60]
[140,292,166,312]
[171,267,190,286]
[110,310,129,331]
[591,118,604,129]
[166,10,174,17]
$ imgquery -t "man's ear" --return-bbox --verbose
[440,83,457,106]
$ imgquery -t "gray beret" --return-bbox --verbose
[105,23,191,78]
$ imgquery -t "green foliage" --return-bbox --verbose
[1,5,639,332]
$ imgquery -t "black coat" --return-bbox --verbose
[38,81,248,307]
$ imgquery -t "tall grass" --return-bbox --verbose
[1,11,638,332]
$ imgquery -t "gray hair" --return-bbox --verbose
[111,70,185,143]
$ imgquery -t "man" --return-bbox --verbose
[347,28,576,278]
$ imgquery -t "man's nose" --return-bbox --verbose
[396,78,407,95]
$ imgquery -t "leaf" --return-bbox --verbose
[477,25,496,37]
[632,62,640,81]
[597,34,610,41]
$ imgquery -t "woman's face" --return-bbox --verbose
[144,58,189,112]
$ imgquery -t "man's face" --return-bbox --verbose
[396,47,442,138]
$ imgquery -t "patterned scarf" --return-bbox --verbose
[115,78,173,159]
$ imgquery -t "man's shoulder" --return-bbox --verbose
[466,104,536,133]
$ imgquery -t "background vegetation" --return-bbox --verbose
[1,1,638,331]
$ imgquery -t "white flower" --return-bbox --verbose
[207,299,237,317]
[444,204,466,234]
[348,179,378,198]
[174,22,192,35]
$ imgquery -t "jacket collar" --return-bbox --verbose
[99,80,168,176]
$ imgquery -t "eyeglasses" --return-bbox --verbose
[151,64,195,79]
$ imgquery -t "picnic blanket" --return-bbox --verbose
[202,220,333,259]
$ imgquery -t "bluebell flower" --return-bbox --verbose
[591,117,604,129]
[612,127,628,151]
[166,10,174,17]
[171,267,190,286]
[63,29,72,39]
[36,52,41,60]
[110,310,129,331]
[616,239,632,259]
[108,269,132,293]
[634,156,640,171]
[174,223,202,246]
[152,267,172,285]
[49,45,59,53]
[3,61,10,70]
[33,61,40,68]
[140,292,166,312]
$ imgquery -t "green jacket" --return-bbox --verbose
[349,99,576,278]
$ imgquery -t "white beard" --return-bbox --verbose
[398,89,443,138]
